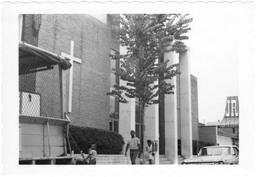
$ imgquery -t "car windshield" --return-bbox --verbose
[200,147,232,156]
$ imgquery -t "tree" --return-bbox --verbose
[108,14,192,149]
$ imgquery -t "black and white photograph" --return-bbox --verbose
[1,0,256,177]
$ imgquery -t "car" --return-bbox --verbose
[181,145,239,164]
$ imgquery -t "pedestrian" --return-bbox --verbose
[145,140,154,164]
[79,144,97,165]
[125,130,141,165]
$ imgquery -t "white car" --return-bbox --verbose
[182,145,239,165]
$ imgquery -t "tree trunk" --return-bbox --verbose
[139,100,145,152]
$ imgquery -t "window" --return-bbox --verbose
[114,120,118,132]
[109,49,119,132]
[109,121,112,131]
[109,119,118,133]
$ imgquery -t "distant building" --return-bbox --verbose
[199,96,239,147]
[199,124,237,147]
[221,96,239,127]
[219,96,239,146]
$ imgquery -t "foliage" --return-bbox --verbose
[68,125,125,154]
[107,14,192,147]
[108,14,192,106]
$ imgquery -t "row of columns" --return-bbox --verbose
[119,48,193,164]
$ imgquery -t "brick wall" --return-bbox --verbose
[19,15,38,92]
[36,14,119,130]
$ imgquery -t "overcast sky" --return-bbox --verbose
[91,11,252,124]
[187,11,252,123]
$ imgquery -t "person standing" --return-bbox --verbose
[145,140,154,164]
[125,130,141,165]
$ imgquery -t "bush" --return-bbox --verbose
[67,125,125,154]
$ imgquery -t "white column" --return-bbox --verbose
[119,98,136,141]
[144,97,159,164]
[179,48,193,159]
[164,51,178,163]
[119,80,136,154]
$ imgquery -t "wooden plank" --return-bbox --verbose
[20,123,44,135]
[48,125,63,136]
[46,120,51,156]
[20,123,66,158]
[43,123,46,156]
[21,134,44,146]
[20,146,44,158]
[51,146,65,156]
[21,146,64,158]
[43,135,63,146]
[20,128,63,143]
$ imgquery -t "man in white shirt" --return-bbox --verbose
[125,130,141,165]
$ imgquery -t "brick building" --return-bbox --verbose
[19,14,200,163]
[20,14,120,130]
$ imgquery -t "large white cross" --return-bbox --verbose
[61,40,82,112]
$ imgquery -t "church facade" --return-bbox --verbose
[19,14,199,163]
[20,14,120,131]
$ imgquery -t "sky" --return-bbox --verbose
[91,12,252,124]
[1,3,255,175]
[187,11,252,123]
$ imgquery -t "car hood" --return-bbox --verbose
[183,155,234,163]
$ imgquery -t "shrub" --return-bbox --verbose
[67,125,125,154]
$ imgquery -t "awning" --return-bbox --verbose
[19,42,71,75]
[219,117,239,128]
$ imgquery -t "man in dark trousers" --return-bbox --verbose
[125,130,141,165]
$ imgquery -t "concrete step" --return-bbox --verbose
[72,154,130,164]
[159,155,185,164]
[71,154,184,165]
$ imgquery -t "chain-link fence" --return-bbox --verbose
[19,65,62,118]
